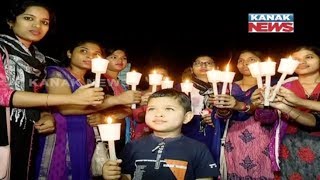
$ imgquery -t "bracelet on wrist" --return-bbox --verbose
[216,109,232,118]
[286,107,293,115]
[293,112,301,121]
[46,94,49,107]
[244,104,251,112]
[240,103,251,112]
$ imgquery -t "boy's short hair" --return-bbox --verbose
[148,89,192,113]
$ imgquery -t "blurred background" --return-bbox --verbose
[1,0,319,82]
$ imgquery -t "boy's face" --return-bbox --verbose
[145,97,193,137]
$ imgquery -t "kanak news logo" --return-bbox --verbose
[248,13,294,33]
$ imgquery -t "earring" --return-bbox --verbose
[9,25,13,29]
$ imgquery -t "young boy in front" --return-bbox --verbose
[103,89,219,180]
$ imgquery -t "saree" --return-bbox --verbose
[36,66,95,180]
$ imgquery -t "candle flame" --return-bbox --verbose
[225,63,229,72]
[153,70,157,74]
[225,58,231,72]
[185,79,190,83]
[131,70,136,72]
[267,57,272,62]
[107,117,112,124]
[92,56,101,61]
[165,77,169,81]
[288,55,293,60]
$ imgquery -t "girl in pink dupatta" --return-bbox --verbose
[88,49,142,154]
[0,56,14,106]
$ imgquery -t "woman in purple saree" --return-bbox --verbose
[37,66,95,179]
[35,40,105,179]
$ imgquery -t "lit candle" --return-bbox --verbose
[126,70,142,109]
[260,58,276,106]
[126,70,142,89]
[248,62,263,88]
[206,69,221,95]
[161,77,174,89]
[221,63,235,95]
[270,56,299,101]
[180,79,193,95]
[97,117,121,160]
[91,57,109,88]
[149,70,163,92]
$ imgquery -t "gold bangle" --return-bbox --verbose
[294,113,301,121]
[239,103,251,113]
[286,107,293,114]
[46,94,49,107]
[217,109,232,118]
[244,104,251,112]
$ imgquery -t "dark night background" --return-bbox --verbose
[1,0,319,82]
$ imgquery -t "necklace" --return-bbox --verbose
[303,88,311,98]
[67,68,85,85]
[300,82,318,98]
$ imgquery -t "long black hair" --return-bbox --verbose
[60,38,105,67]
[2,0,56,33]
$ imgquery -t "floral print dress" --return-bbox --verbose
[279,80,320,179]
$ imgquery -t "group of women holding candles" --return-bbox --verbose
[34,42,141,179]
[179,47,320,179]
[1,2,320,179]
[112,47,320,179]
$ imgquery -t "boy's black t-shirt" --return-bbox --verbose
[120,134,219,180]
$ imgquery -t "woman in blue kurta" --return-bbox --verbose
[181,55,217,159]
